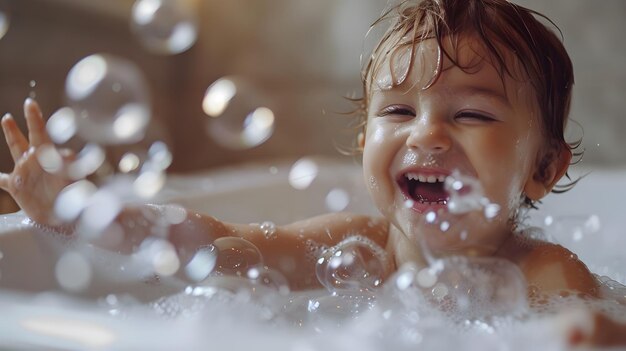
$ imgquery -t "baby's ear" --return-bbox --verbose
[357,131,366,150]
[524,144,572,201]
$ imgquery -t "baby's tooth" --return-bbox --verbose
[418,175,427,182]
[437,175,446,182]
[427,175,437,183]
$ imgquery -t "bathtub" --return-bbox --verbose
[0,157,624,350]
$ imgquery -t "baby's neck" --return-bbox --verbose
[386,225,514,271]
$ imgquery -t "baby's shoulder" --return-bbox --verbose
[507,235,598,297]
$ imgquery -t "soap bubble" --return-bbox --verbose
[65,54,151,145]
[0,9,9,40]
[247,265,290,295]
[203,76,275,149]
[288,158,319,190]
[131,0,198,55]
[315,235,389,293]
[213,237,263,276]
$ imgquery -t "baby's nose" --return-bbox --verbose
[405,120,452,153]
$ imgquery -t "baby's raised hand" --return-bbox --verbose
[0,98,72,226]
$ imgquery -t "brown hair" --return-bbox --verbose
[352,0,581,204]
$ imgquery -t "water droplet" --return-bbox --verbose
[544,215,554,226]
[78,188,122,239]
[425,211,437,223]
[213,237,263,276]
[316,235,389,293]
[65,54,151,145]
[133,170,166,198]
[416,268,437,288]
[137,238,180,276]
[55,251,92,292]
[439,221,450,232]
[184,245,217,282]
[269,166,278,175]
[35,144,63,173]
[54,180,98,222]
[118,152,141,173]
[288,158,318,190]
[584,214,601,233]
[325,188,350,212]
[46,107,77,144]
[259,221,277,239]
[29,80,36,88]
[67,144,106,180]
[131,0,198,55]
[163,203,187,225]
[404,199,415,208]
[203,77,275,149]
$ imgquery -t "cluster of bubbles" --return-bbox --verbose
[383,258,528,321]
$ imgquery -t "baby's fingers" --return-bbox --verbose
[24,98,51,147]
[1,113,29,162]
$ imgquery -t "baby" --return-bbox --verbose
[1,0,625,347]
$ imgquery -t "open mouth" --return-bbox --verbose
[397,171,450,209]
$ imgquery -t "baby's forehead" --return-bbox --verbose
[371,35,529,96]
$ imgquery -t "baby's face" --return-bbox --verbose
[362,37,544,256]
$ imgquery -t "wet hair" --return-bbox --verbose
[350,0,582,206]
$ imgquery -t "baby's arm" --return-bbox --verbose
[0,99,390,291]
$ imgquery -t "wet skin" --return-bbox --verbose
[362,37,565,264]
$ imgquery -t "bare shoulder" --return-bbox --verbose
[505,235,599,297]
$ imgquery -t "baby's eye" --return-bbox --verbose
[454,111,498,123]
[376,105,416,118]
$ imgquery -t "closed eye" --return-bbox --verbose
[455,111,499,123]
[376,104,416,118]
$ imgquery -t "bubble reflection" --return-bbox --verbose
[316,235,389,293]
[203,77,275,149]
[213,237,263,276]
[131,0,198,55]
[65,54,151,145]
[247,266,290,295]
[185,245,217,282]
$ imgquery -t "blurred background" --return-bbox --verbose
[0,0,625,212]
